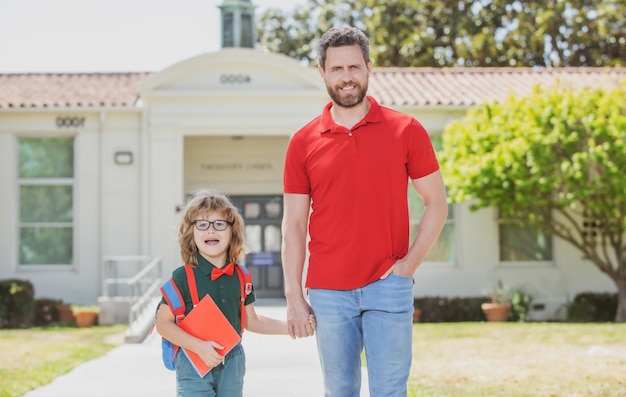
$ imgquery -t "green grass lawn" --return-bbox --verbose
[2,322,625,397]
[0,324,126,397]
[408,322,626,397]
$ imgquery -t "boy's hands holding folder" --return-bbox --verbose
[195,340,227,368]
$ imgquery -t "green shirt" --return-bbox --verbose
[161,254,255,335]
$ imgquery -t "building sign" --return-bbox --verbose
[56,116,85,128]
[200,162,273,172]
[250,251,274,267]
[219,74,251,84]
[184,136,289,194]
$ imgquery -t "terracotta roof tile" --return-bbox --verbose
[0,73,149,109]
[368,67,626,106]
[0,68,624,110]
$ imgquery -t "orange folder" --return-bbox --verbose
[178,294,241,377]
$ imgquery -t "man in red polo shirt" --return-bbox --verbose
[282,26,448,397]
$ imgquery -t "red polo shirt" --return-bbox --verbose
[284,96,440,290]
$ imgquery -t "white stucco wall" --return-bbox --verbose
[0,109,146,304]
[0,49,618,317]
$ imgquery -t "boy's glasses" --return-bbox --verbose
[193,219,232,231]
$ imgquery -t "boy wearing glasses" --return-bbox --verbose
[155,190,315,397]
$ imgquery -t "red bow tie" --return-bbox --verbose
[211,262,235,280]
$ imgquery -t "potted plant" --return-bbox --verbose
[413,307,422,323]
[481,281,512,322]
[510,285,535,322]
[72,305,99,327]
[56,302,75,324]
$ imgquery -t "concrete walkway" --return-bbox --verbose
[23,300,370,397]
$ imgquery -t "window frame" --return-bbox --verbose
[410,133,458,268]
[413,200,459,269]
[16,135,77,270]
[496,212,555,268]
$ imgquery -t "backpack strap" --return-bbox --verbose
[184,264,200,306]
[157,263,201,370]
[235,264,253,334]
[160,276,186,324]
[160,264,199,321]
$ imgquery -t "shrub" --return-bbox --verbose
[33,298,63,326]
[0,279,35,328]
[567,292,617,322]
[414,296,486,322]
[510,285,535,322]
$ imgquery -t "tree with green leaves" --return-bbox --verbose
[440,82,626,322]
[256,0,366,64]
[256,0,625,67]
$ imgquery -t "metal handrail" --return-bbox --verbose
[128,277,162,328]
[101,255,154,298]
[101,255,162,324]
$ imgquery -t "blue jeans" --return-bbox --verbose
[176,343,245,397]
[309,274,414,397]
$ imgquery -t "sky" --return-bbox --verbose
[0,0,300,73]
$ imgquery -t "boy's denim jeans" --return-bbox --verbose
[176,343,245,397]
[309,273,414,397]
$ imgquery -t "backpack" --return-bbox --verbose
[158,263,253,370]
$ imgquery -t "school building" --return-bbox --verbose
[1,0,624,330]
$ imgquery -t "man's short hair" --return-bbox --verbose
[317,26,370,70]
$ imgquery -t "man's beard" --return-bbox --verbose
[327,82,368,108]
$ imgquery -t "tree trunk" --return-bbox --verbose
[615,278,626,323]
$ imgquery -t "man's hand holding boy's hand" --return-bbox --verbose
[287,299,316,339]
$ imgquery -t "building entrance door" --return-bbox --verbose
[230,195,284,299]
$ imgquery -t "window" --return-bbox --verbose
[18,137,74,266]
[499,220,552,262]
[241,14,254,48]
[409,189,455,263]
[408,134,456,263]
[222,13,234,47]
